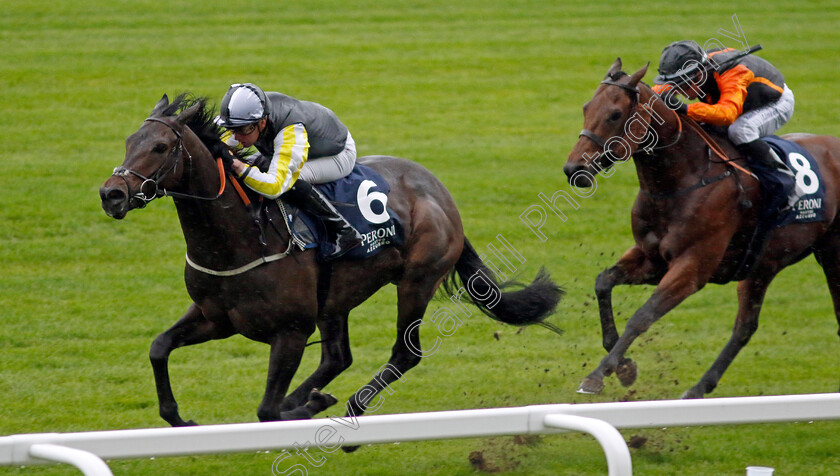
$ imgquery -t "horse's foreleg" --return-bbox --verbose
[579,254,708,394]
[683,277,773,398]
[812,235,840,393]
[256,329,312,422]
[813,232,840,339]
[150,304,235,427]
[596,246,664,352]
[280,313,352,413]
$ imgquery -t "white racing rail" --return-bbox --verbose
[2,393,839,476]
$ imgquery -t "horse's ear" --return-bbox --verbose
[176,102,202,126]
[150,94,170,117]
[606,57,623,79]
[628,62,650,87]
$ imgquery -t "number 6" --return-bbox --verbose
[357,180,390,224]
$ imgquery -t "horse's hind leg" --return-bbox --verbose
[596,246,664,352]
[344,279,434,418]
[338,265,449,453]
[682,275,774,399]
[150,304,235,427]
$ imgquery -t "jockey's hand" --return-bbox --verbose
[232,158,247,176]
[209,141,237,171]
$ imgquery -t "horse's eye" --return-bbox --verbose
[153,143,168,154]
[608,111,622,122]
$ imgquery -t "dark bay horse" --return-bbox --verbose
[564,59,840,398]
[100,94,563,427]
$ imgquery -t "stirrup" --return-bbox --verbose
[326,233,362,260]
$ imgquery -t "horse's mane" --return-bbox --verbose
[159,93,235,172]
[166,93,225,148]
[606,71,628,81]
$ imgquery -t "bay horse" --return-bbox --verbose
[99,94,563,427]
[564,59,840,398]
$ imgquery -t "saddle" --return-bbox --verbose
[246,164,405,262]
[696,126,825,279]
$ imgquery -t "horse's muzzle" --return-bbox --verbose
[563,163,595,188]
[99,181,130,219]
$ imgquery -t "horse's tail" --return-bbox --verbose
[442,238,564,335]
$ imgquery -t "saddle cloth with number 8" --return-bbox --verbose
[763,135,827,227]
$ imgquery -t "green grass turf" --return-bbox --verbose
[1,0,839,474]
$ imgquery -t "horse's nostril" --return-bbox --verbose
[563,163,584,179]
[100,187,126,204]
[563,164,594,188]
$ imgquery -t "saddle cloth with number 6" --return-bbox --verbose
[279,164,405,261]
[763,135,827,228]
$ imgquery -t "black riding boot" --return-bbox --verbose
[739,139,791,173]
[738,139,792,219]
[284,180,363,260]
[732,140,792,279]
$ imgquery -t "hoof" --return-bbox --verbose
[172,419,198,427]
[680,388,704,399]
[577,376,605,394]
[341,445,361,453]
[308,389,339,413]
[616,359,637,387]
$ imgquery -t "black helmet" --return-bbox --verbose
[654,40,708,85]
[214,83,268,128]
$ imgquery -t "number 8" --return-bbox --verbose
[789,152,819,195]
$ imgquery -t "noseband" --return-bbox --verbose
[111,117,226,207]
[111,117,190,208]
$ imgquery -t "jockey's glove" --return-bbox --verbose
[208,142,236,171]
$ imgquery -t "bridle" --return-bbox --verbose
[578,77,683,164]
[111,117,226,208]
[578,75,756,199]
[110,114,293,277]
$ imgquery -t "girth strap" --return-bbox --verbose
[185,251,290,277]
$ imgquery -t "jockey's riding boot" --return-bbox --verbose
[739,139,792,174]
[732,140,792,280]
[285,180,363,260]
[738,140,792,220]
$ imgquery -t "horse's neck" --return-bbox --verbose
[174,190,256,246]
[633,88,723,193]
[172,136,278,266]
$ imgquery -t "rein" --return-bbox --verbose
[683,118,757,181]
